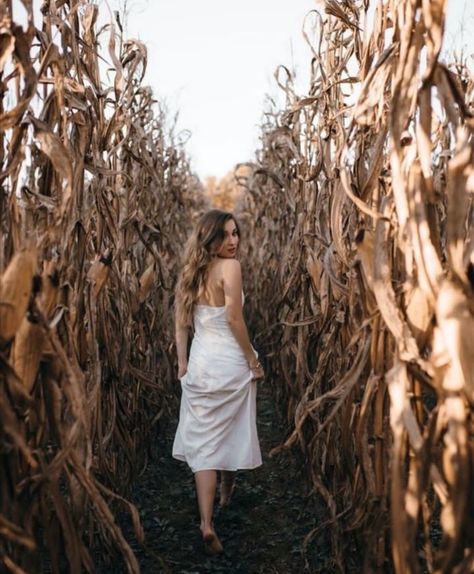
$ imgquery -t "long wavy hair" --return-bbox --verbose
[175,209,241,326]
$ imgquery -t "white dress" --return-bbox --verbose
[172,299,262,473]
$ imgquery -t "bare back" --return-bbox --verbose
[197,258,242,308]
[197,259,227,307]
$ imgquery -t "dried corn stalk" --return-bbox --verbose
[0,1,204,572]
[240,1,474,572]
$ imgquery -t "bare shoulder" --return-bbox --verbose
[219,258,241,276]
[220,258,241,270]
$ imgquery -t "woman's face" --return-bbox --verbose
[215,219,239,258]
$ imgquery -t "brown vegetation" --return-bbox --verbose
[239,1,474,572]
[2,0,474,573]
[204,165,251,211]
[0,1,203,572]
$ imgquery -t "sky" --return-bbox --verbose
[109,0,315,180]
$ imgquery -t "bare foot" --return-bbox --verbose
[201,525,223,555]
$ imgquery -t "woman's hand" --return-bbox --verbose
[178,362,188,379]
[249,358,264,381]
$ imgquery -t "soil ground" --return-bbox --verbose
[100,384,338,574]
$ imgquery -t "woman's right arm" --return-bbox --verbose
[222,259,264,380]
[175,312,189,378]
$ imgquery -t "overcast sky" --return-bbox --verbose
[108,0,315,180]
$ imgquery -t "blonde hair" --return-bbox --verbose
[175,209,240,326]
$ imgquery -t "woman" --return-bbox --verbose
[172,209,264,555]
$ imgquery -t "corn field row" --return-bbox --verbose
[2,0,474,572]
[239,0,474,572]
[0,1,204,572]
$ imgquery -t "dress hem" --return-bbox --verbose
[172,454,262,473]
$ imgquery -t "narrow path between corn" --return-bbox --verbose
[104,384,336,573]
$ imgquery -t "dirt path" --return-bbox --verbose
[103,385,336,573]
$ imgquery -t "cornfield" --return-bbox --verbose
[0,1,203,572]
[239,0,474,572]
[1,0,473,572]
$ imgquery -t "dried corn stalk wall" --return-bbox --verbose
[240,1,474,572]
[0,1,203,572]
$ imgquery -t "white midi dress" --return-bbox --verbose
[172,301,262,473]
